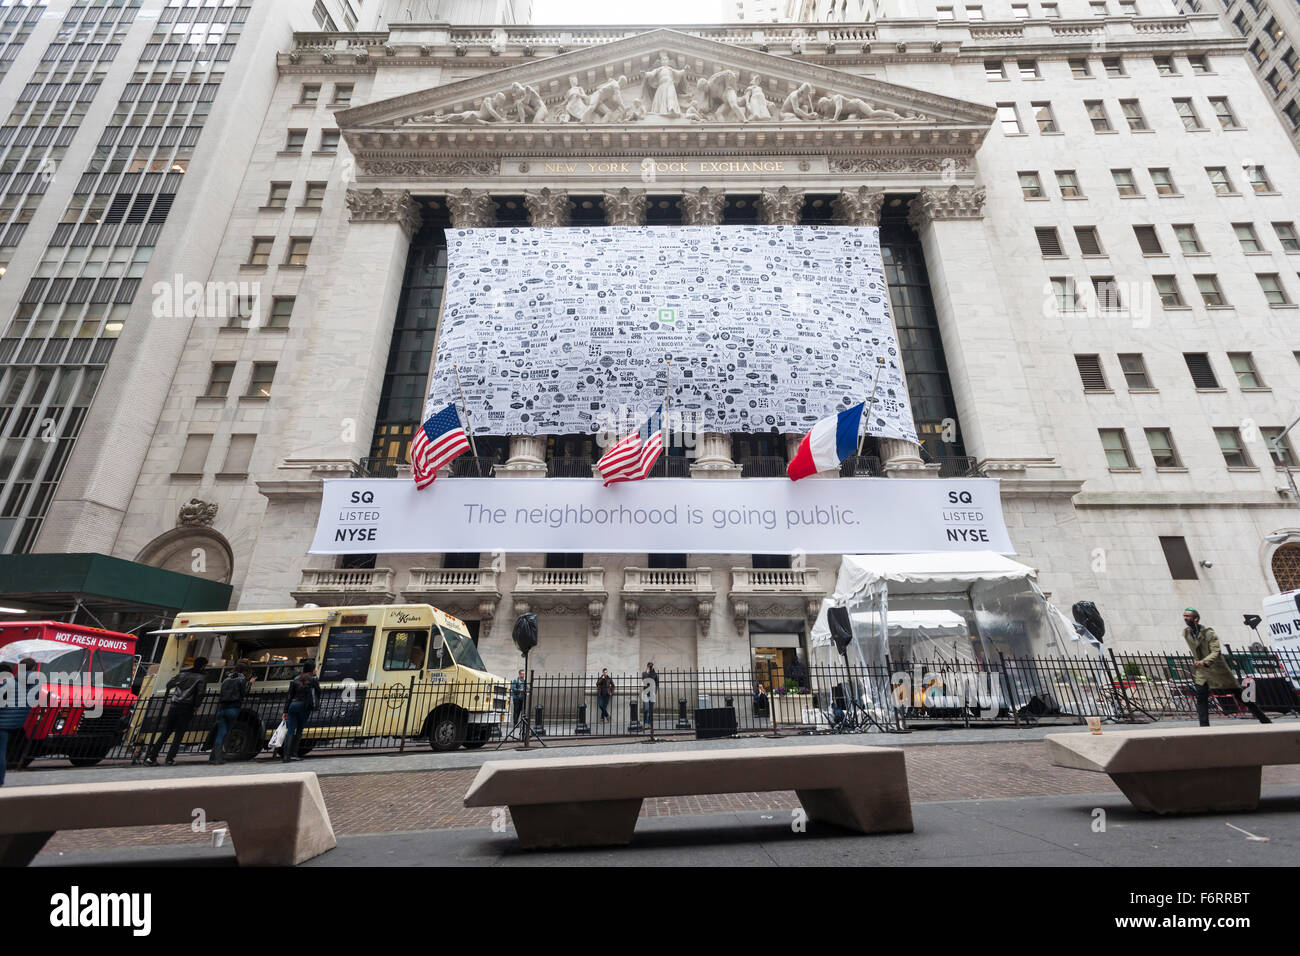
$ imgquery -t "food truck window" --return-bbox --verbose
[96,651,136,689]
[382,630,429,671]
[319,626,375,682]
[43,647,89,681]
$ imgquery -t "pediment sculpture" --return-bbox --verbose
[402,56,929,126]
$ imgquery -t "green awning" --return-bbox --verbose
[0,553,232,614]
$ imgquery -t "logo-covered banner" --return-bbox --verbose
[310,478,1011,555]
[428,226,918,443]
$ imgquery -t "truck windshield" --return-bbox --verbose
[438,626,486,672]
[97,651,136,689]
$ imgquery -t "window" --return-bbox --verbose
[1149,168,1177,195]
[319,130,340,153]
[1120,99,1147,130]
[985,59,1005,79]
[1145,428,1181,468]
[1019,59,1040,79]
[648,553,689,569]
[1258,273,1291,305]
[1133,225,1163,255]
[1173,98,1202,130]
[1035,226,1064,257]
[545,553,584,569]
[1075,226,1104,256]
[1032,101,1058,132]
[1154,55,1176,76]
[1209,97,1239,128]
[246,362,276,398]
[1265,16,1283,42]
[176,434,212,475]
[1119,353,1152,389]
[267,296,294,329]
[1205,167,1233,195]
[1249,40,1267,65]
[382,630,429,671]
[1042,3,1060,16]
[1188,54,1210,74]
[248,237,272,266]
[205,363,234,398]
[1232,223,1262,253]
[966,5,984,19]
[1214,427,1252,467]
[1283,48,1300,74]
[1194,275,1226,307]
[1075,354,1108,391]
[1154,275,1185,307]
[1069,58,1091,78]
[1119,0,1136,12]
[303,182,327,209]
[1262,428,1297,467]
[266,182,289,209]
[299,84,320,105]
[1093,276,1122,310]
[1285,100,1300,130]
[1056,170,1082,197]
[332,84,353,106]
[1232,11,1249,35]
[285,237,311,266]
[285,129,306,152]
[219,434,255,476]
[1019,171,1044,198]
[1012,3,1030,17]
[1050,276,1077,310]
[1086,100,1112,132]
[1266,69,1284,96]
[1274,222,1300,252]
[1245,165,1273,194]
[1090,1,1108,14]
[1100,428,1135,468]
[1112,168,1139,196]
[1102,56,1125,77]
[1184,352,1219,387]
[1229,352,1264,388]
[997,103,1022,133]
[1160,536,1198,580]
[1173,224,1203,254]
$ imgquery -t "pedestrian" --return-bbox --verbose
[145,656,208,766]
[0,662,32,786]
[596,668,614,722]
[788,653,807,689]
[510,669,527,725]
[641,661,659,730]
[753,682,768,717]
[210,661,253,765]
[281,661,321,763]
[1182,608,1271,726]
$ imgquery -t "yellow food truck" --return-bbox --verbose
[132,604,509,758]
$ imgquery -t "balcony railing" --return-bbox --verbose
[292,568,397,606]
[357,457,400,478]
[515,567,606,592]
[405,568,500,593]
[840,455,882,477]
[646,456,691,478]
[937,456,982,478]
[739,456,788,478]
[547,457,595,478]
[731,567,822,593]
[449,456,497,477]
[623,567,713,592]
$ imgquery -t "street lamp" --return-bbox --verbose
[1270,410,1300,506]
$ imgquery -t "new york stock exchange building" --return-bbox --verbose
[25,0,1300,678]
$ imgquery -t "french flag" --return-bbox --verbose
[786,403,865,481]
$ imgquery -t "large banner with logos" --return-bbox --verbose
[309,478,1011,555]
[427,226,918,443]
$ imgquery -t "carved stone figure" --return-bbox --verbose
[559,77,589,123]
[742,75,773,121]
[684,77,711,122]
[705,69,747,123]
[814,94,905,121]
[582,75,629,123]
[431,90,511,124]
[509,82,548,123]
[780,82,818,121]
[645,53,685,117]
[178,499,217,528]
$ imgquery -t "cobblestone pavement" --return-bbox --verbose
[35,739,1300,859]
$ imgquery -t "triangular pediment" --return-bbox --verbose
[337,29,993,147]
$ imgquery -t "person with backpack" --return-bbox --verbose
[144,656,208,766]
[0,662,33,786]
[281,661,320,763]
[210,661,253,765]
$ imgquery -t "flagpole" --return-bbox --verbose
[452,363,482,476]
[662,358,670,477]
[856,357,886,460]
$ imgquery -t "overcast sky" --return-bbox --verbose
[531,0,726,24]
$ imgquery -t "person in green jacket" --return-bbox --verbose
[1182,608,1271,726]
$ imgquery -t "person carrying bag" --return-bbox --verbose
[281,661,321,763]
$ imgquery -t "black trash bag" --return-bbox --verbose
[1071,601,1105,642]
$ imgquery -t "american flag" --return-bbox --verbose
[410,403,470,489]
[597,407,664,486]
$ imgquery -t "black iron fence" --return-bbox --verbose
[6,648,1297,769]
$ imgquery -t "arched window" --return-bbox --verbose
[1271,543,1300,591]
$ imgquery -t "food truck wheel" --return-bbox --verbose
[223,717,263,761]
[69,745,110,767]
[429,709,467,752]
[462,724,488,749]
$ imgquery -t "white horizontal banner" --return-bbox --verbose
[310,478,1012,556]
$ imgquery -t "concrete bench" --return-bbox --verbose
[0,772,337,866]
[463,744,913,849]
[1045,725,1300,814]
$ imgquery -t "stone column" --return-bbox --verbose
[497,435,547,477]
[907,185,1042,470]
[446,187,497,227]
[679,187,726,225]
[758,185,804,225]
[831,186,884,227]
[691,431,742,478]
[524,187,571,226]
[603,187,646,226]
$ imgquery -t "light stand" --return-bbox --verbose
[498,614,547,749]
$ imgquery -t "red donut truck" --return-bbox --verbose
[0,621,139,768]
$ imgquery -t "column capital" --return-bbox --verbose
[907,185,987,231]
[679,187,726,225]
[603,187,646,226]
[446,187,497,227]
[525,187,571,227]
[345,187,422,239]
[832,186,885,227]
[759,185,804,225]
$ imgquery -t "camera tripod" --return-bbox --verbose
[497,655,547,749]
